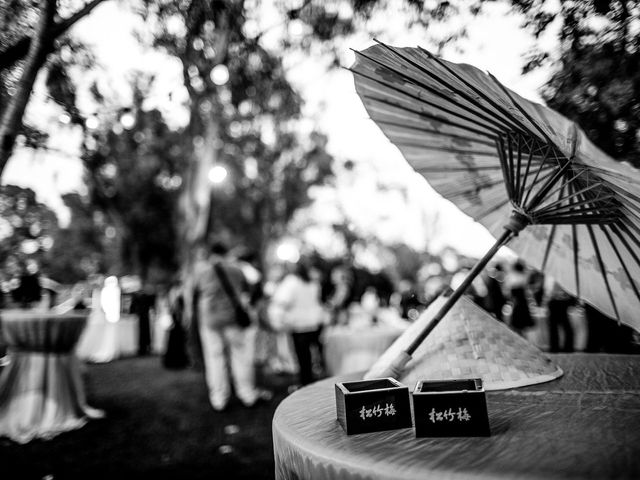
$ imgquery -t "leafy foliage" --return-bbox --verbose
[44,192,113,284]
[0,184,58,280]
[83,76,186,282]
[510,0,640,166]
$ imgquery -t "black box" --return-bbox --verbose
[335,378,412,435]
[412,378,490,437]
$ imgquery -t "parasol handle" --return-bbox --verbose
[405,226,516,360]
[364,350,411,380]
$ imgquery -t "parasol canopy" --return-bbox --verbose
[352,41,640,378]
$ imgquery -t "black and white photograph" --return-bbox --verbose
[0,0,639,478]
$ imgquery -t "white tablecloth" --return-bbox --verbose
[75,313,138,363]
[323,324,404,376]
[0,310,103,443]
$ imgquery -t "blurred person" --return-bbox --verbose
[270,261,327,386]
[483,263,506,321]
[584,303,640,354]
[528,270,546,307]
[101,276,121,323]
[423,275,446,307]
[257,265,299,376]
[130,284,156,356]
[185,247,206,371]
[192,241,269,411]
[546,281,575,353]
[451,266,487,307]
[505,261,534,335]
[163,281,189,369]
[14,259,41,308]
[396,278,423,320]
[327,265,353,324]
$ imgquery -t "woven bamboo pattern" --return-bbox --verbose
[367,294,562,390]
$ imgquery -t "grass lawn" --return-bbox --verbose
[0,357,298,480]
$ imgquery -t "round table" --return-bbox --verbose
[76,313,139,363]
[273,354,640,479]
[0,310,104,443]
[323,325,404,376]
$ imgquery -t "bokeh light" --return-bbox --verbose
[208,165,228,184]
[210,65,230,86]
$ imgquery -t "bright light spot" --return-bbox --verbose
[210,64,230,86]
[86,116,99,129]
[289,19,305,38]
[243,19,260,38]
[59,113,71,124]
[276,241,300,263]
[192,38,204,50]
[244,157,258,179]
[190,76,205,92]
[0,218,14,240]
[20,239,39,255]
[170,175,182,189]
[40,236,54,250]
[208,165,228,184]
[120,112,136,129]
[105,226,116,239]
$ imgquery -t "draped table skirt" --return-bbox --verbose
[323,325,404,376]
[0,311,104,443]
[273,354,640,480]
[76,313,138,363]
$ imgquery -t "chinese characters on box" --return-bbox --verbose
[359,402,396,420]
[428,407,471,423]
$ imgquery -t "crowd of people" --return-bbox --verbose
[1,243,639,412]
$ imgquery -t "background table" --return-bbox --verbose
[323,324,404,376]
[273,354,640,479]
[76,313,138,363]
[0,310,103,443]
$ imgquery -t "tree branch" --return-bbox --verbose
[0,0,106,70]
[0,0,57,176]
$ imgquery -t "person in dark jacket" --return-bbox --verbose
[130,285,156,356]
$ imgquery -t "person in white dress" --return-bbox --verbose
[270,261,327,385]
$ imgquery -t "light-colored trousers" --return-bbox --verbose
[198,324,258,409]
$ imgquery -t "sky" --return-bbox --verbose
[2,0,559,258]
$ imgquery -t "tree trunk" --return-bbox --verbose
[0,0,56,178]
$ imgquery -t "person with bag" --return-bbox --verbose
[191,241,270,411]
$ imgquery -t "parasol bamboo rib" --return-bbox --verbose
[496,136,514,199]
[522,145,553,207]
[362,94,495,139]
[351,57,507,136]
[370,42,517,137]
[416,166,504,173]
[540,179,565,270]
[389,142,497,157]
[609,224,640,300]
[487,71,563,154]
[518,143,536,204]
[600,225,640,304]
[507,134,516,197]
[572,221,581,299]
[586,222,621,322]
[373,119,496,147]
[414,45,537,137]
[515,134,523,199]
